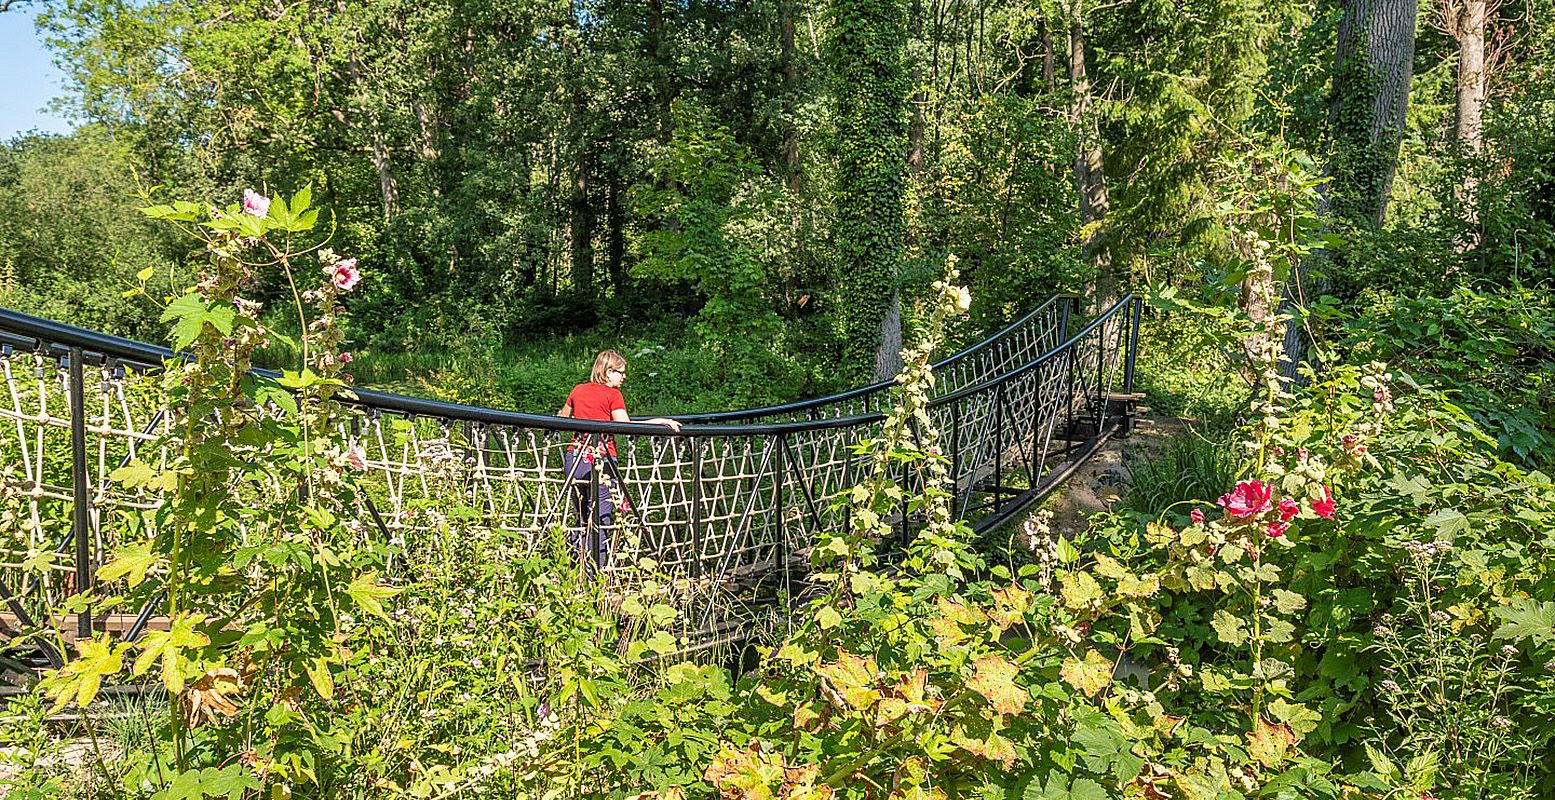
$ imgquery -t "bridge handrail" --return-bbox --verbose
[0,293,1088,438]
[675,293,1077,423]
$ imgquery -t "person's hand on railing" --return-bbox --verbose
[643,417,682,433]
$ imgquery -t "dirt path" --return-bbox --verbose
[1039,415,1188,538]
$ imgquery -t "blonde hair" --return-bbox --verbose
[590,349,627,385]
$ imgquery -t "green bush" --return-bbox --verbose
[1340,287,1555,466]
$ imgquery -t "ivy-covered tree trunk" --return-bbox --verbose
[828,0,909,380]
[1327,0,1420,227]
[1066,0,1113,309]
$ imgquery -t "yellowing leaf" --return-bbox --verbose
[704,742,785,799]
[929,596,989,645]
[815,650,880,711]
[38,635,128,712]
[1210,610,1248,647]
[1116,572,1160,598]
[132,613,209,696]
[1059,571,1103,611]
[951,723,1019,767]
[97,542,163,588]
[1092,552,1128,580]
[1247,717,1298,768]
[966,654,1026,716]
[306,656,335,700]
[989,584,1034,630]
[1060,649,1114,698]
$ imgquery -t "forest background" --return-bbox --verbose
[0,0,1548,429]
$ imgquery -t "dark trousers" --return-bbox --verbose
[562,449,617,566]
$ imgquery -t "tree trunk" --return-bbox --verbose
[1453,0,1486,152]
[1042,17,1056,95]
[1327,0,1420,227]
[1067,0,1113,309]
[343,49,398,221]
[781,0,802,194]
[606,173,627,296]
[570,161,594,298]
[1450,0,1486,242]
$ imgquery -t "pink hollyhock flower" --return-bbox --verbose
[1218,480,1273,520]
[345,446,367,471]
[242,189,270,218]
[338,351,354,364]
[1278,498,1299,522]
[331,258,361,292]
[1190,508,1205,525]
[1265,521,1289,538]
[1311,485,1337,520]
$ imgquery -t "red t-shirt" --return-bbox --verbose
[566,382,625,456]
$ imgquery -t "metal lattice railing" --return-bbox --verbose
[0,294,1141,664]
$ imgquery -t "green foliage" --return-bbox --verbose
[634,101,804,404]
[0,132,184,338]
[1340,288,1555,466]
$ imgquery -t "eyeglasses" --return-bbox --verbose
[609,368,626,377]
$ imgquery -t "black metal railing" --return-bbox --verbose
[0,294,1141,659]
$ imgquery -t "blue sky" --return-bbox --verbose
[0,7,74,139]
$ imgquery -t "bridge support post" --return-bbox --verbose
[775,435,788,589]
[68,348,93,641]
[690,440,704,580]
[1123,297,1142,434]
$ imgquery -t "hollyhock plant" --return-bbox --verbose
[242,189,270,218]
[1265,521,1289,538]
[329,258,361,292]
[1311,485,1336,519]
[1218,480,1273,520]
[1190,508,1205,525]
[1278,498,1299,522]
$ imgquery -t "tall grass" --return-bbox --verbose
[1119,428,1239,520]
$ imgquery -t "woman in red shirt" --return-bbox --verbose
[557,349,680,565]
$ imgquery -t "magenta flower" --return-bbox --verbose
[338,351,354,364]
[1218,480,1273,520]
[1265,521,1289,538]
[1190,508,1205,525]
[1278,498,1300,522]
[1311,485,1337,520]
[331,258,361,292]
[242,189,270,218]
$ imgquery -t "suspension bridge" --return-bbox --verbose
[0,293,1141,679]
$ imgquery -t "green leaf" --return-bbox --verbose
[1024,775,1108,800]
[97,542,161,587]
[816,604,843,629]
[1211,610,1247,646]
[1365,744,1402,783]
[1491,599,1555,646]
[645,630,678,655]
[1423,508,1468,538]
[346,572,400,621]
[291,185,313,216]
